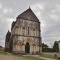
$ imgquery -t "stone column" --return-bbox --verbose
[22,44,25,53]
[39,37,42,54]
[30,45,33,54]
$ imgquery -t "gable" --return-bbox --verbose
[17,8,39,22]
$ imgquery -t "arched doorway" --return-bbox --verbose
[25,42,30,53]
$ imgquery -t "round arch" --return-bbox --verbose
[24,38,33,45]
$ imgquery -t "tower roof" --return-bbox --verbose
[17,8,39,22]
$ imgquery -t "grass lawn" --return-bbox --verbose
[0,54,44,60]
[40,53,55,59]
[0,49,44,60]
[0,49,8,54]
[23,56,44,60]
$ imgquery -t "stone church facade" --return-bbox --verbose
[5,8,42,54]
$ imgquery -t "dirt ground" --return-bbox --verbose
[0,54,56,60]
[0,54,24,60]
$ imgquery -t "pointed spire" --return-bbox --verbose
[29,6,30,9]
[29,6,31,10]
[8,30,9,33]
[29,6,32,11]
[7,30,10,34]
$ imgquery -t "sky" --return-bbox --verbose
[0,0,60,47]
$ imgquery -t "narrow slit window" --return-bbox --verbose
[28,26,29,35]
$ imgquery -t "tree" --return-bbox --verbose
[42,43,49,52]
[53,41,59,52]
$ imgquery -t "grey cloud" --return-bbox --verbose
[0,0,60,47]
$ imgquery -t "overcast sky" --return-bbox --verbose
[0,0,60,47]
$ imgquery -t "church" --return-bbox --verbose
[5,7,42,54]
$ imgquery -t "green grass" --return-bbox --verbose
[0,49,45,60]
[0,49,8,54]
[40,53,55,59]
[13,54,44,60]
[23,56,44,60]
[0,49,55,60]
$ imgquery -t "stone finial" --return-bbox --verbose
[29,6,30,9]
